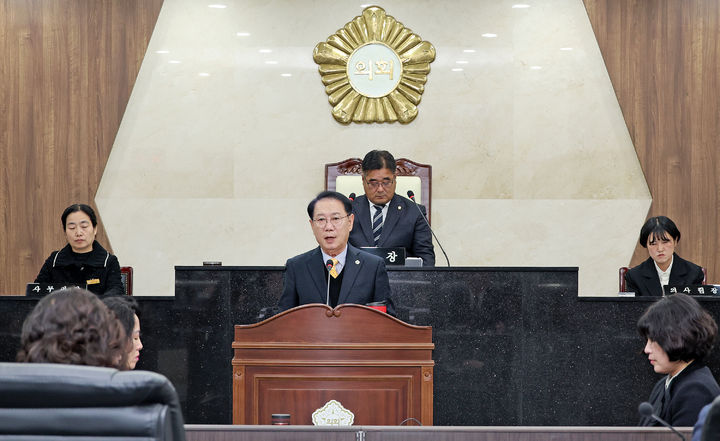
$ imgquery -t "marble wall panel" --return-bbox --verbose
[96,0,650,296]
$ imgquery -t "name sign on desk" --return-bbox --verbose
[664,285,720,296]
[360,247,406,266]
[26,283,81,296]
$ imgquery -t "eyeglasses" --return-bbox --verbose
[364,178,395,189]
[312,215,350,228]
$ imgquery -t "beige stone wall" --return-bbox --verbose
[96,0,650,296]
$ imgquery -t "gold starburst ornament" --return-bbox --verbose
[313,6,436,124]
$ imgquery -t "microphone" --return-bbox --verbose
[638,402,686,441]
[407,191,450,267]
[348,192,356,201]
[325,259,333,306]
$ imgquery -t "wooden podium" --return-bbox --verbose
[232,304,434,425]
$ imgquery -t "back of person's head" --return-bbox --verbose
[361,150,396,174]
[638,215,681,248]
[17,288,127,368]
[61,203,98,229]
[306,190,353,219]
[637,293,717,361]
[102,296,140,338]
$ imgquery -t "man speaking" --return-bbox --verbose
[349,150,435,266]
[278,191,395,315]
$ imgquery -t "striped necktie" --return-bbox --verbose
[372,204,384,246]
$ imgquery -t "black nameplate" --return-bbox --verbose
[360,247,406,266]
[664,285,720,296]
[26,283,82,296]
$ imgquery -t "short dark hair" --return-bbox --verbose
[637,293,717,362]
[361,150,396,174]
[103,296,140,341]
[638,216,681,248]
[307,191,352,219]
[61,204,98,229]
[17,288,127,369]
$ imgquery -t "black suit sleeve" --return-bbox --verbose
[34,253,57,283]
[372,260,395,316]
[412,204,435,266]
[691,266,705,285]
[278,259,299,312]
[624,271,640,294]
[670,380,718,426]
[103,255,124,297]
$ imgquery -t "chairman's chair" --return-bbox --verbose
[0,362,185,441]
[618,266,707,292]
[325,157,432,223]
[120,266,134,295]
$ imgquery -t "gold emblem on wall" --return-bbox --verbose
[313,6,436,124]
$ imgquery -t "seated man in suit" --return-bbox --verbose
[279,191,395,315]
[349,150,435,266]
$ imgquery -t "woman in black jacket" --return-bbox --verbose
[625,216,704,296]
[637,294,720,427]
[35,204,123,297]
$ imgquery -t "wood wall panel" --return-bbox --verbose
[0,0,163,294]
[584,0,720,282]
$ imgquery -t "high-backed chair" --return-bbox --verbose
[0,362,185,441]
[325,157,432,223]
[120,266,134,295]
[619,266,707,292]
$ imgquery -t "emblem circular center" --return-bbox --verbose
[346,43,403,98]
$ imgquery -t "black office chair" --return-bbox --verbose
[0,362,185,441]
[701,395,720,441]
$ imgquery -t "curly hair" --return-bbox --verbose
[17,288,128,368]
[637,293,717,362]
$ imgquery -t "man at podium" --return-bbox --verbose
[278,191,395,315]
[349,150,435,266]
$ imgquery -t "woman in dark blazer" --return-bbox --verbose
[35,204,123,297]
[637,294,720,427]
[625,216,704,296]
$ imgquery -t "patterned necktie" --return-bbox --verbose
[372,205,384,246]
[329,258,339,278]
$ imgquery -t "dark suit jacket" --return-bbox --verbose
[639,361,720,427]
[625,253,704,297]
[349,194,435,266]
[278,244,395,315]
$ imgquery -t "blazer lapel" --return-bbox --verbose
[354,198,374,244]
[378,195,401,247]
[305,247,329,303]
[669,254,688,285]
[639,259,663,297]
[338,246,363,305]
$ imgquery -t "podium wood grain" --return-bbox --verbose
[232,304,434,425]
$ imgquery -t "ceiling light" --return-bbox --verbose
[281,73,292,77]
[560,47,573,51]
[259,49,272,54]
[155,50,170,54]
[236,32,251,37]
[481,33,497,38]
[208,4,227,8]
[456,60,469,64]
[169,60,181,64]
[512,4,531,8]
[463,49,476,53]
[265,60,278,65]
[451,68,464,72]
[530,65,542,70]
[198,72,210,77]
